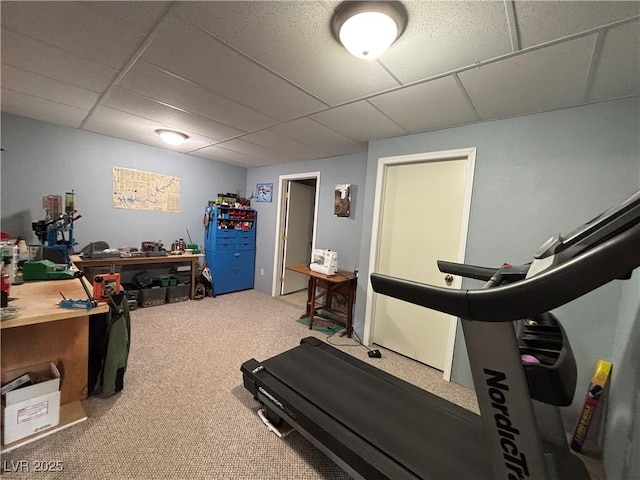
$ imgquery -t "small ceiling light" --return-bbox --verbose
[156,129,189,146]
[332,1,407,60]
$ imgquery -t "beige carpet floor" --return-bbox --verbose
[0,289,480,479]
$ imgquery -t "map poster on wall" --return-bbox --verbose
[113,167,181,212]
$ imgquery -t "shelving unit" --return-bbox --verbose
[204,206,257,295]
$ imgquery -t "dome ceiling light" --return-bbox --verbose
[331,1,408,60]
[156,129,189,146]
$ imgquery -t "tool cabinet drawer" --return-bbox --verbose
[237,242,254,251]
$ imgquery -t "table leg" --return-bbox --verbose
[340,278,356,338]
[306,277,315,329]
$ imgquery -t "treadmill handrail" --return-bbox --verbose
[436,260,500,281]
[371,222,640,322]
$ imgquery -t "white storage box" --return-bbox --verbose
[2,362,61,445]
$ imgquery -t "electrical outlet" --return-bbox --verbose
[260,268,265,276]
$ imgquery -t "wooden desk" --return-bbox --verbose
[1,279,109,453]
[71,253,203,299]
[286,264,357,337]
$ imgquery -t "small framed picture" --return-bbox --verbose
[256,183,273,203]
[334,184,351,218]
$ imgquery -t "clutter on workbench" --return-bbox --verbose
[30,190,80,265]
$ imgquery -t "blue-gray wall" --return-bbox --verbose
[245,152,367,294]
[1,97,638,478]
[1,113,246,250]
[358,97,639,478]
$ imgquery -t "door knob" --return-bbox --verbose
[444,274,454,285]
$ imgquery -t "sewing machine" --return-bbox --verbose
[309,249,338,276]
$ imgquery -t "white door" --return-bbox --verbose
[371,151,474,372]
[281,181,315,294]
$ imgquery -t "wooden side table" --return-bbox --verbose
[286,264,357,337]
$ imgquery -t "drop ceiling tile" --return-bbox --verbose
[268,118,366,157]
[515,1,640,48]
[191,145,273,168]
[104,88,243,141]
[589,21,640,101]
[84,106,214,152]
[311,101,407,142]
[379,1,512,84]
[84,1,171,35]
[369,76,478,133]
[141,15,326,121]
[459,35,596,120]
[241,130,326,161]
[1,29,117,93]
[213,139,295,164]
[119,61,275,132]
[1,2,146,69]
[1,65,100,110]
[0,89,88,128]
[83,118,179,152]
[173,1,401,105]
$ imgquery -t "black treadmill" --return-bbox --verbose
[241,190,640,479]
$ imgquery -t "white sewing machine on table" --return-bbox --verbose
[309,249,338,276]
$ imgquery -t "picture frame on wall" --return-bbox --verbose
[256,183,273,203]
[334,184,351,218]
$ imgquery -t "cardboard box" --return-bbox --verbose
[2,362,61,444]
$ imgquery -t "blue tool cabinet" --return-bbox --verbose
[204,206,257,295]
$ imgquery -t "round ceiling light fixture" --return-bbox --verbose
[156,129,189,146]
[331,1,408,60]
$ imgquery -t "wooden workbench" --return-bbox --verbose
[286,264,357,337]
[1,279,109,453]
[71,253,203,299]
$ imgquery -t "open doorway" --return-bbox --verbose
[272,172,320,299]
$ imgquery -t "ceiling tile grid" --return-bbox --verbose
[268,117,366,157]
[458,35,597,121]
[140,15,327,122]
[378,1,514,84]
[1,1,638,167]
[1,65,100,111]
[192,144,276,168]
[84,106,215,152]
[1,29,118,93]
[514,1,640,48]
[118,61,276,132]
[0,89,89,129]
[311,101,408,142]
[588,20,640,102]
[172,1,402,105]
[0,1,146,70]
[83,1,172,36]
[369,76,479,133]
[104,87,244,141]
[240,130,327,161]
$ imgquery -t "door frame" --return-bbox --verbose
[364,148,476,381]
[271,171,321,297]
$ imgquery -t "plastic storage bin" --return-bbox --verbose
[138,286,167,307]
